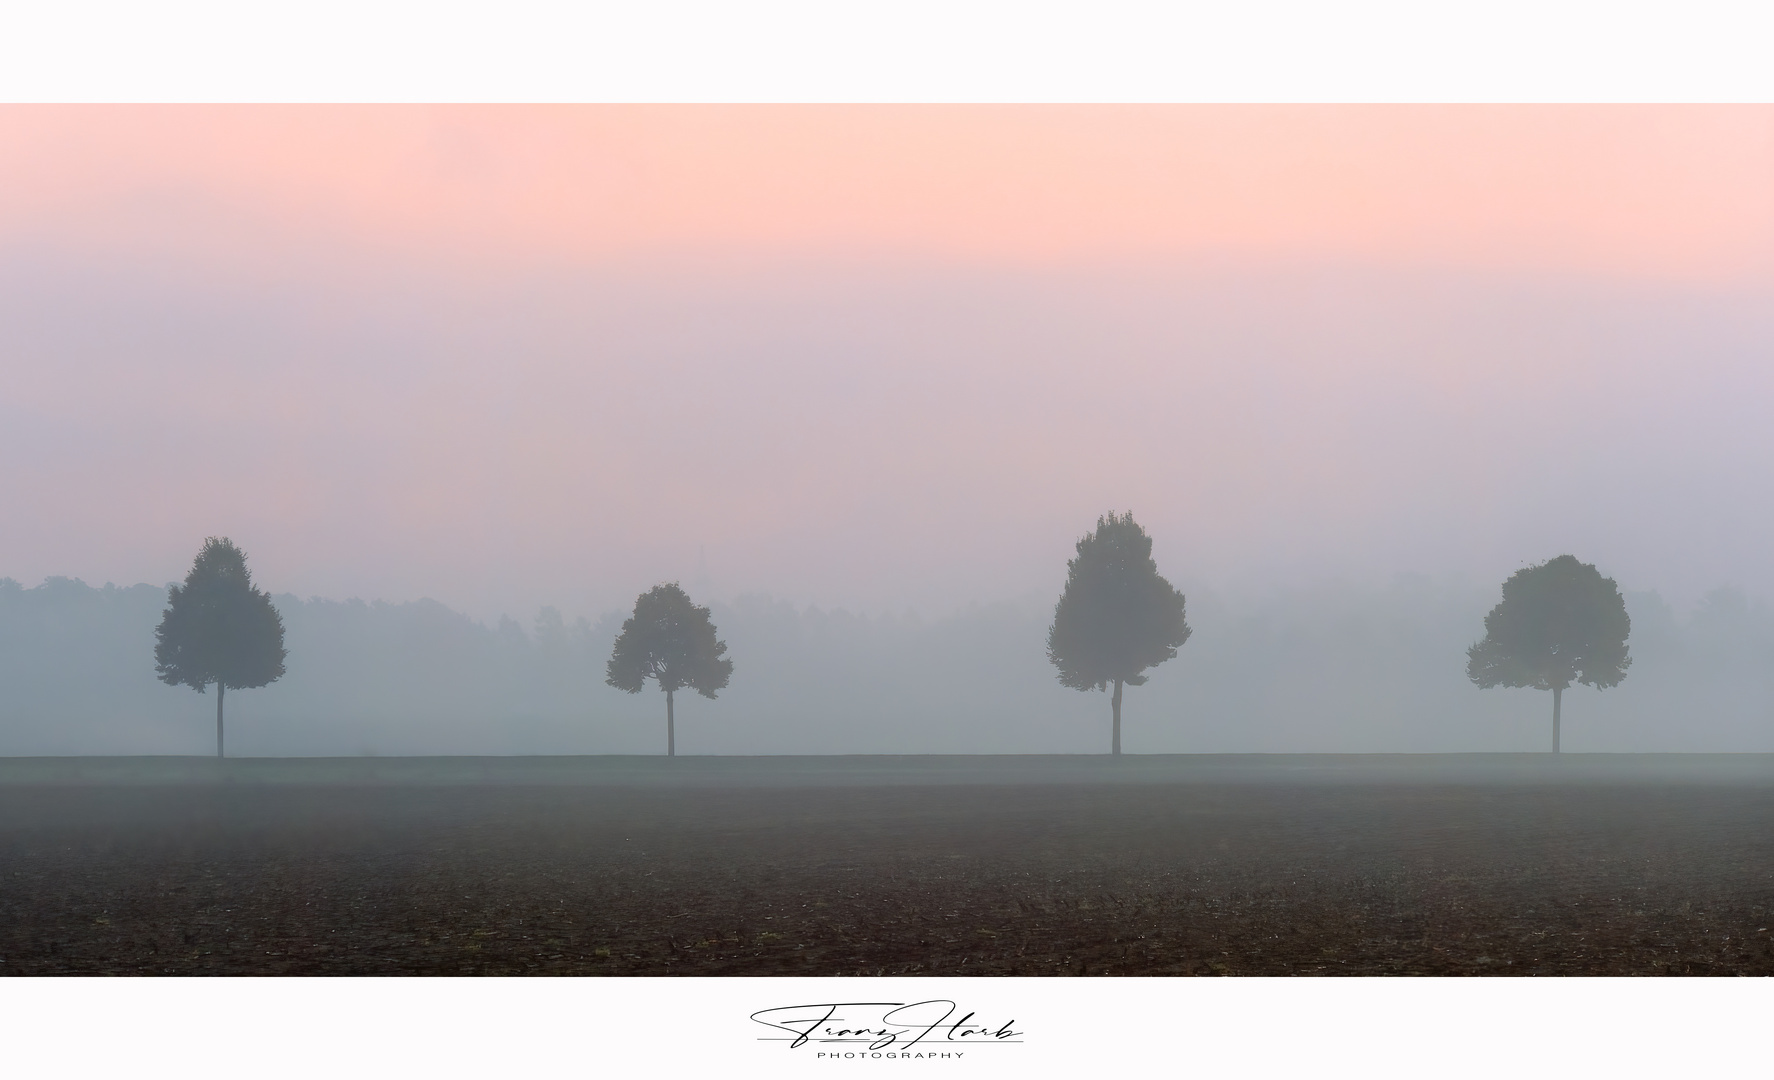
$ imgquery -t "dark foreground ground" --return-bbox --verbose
[3,755,1774,976]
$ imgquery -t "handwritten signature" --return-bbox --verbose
[751,1001,1022,1050]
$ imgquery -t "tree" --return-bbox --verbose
[1467,554,1631,753]
[606,583,732,756]
[153,537,288,758]
[1047,512,1192,755]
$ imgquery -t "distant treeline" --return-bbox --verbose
[1,575,1771,755]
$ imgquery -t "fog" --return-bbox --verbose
[3,573,1769,756]
[5,108,1773,759]
[5,257,1773,622]
[8,260,1773,760]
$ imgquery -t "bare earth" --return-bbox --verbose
[2,755,1772,976]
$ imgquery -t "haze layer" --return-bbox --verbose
[4,106,1771,619]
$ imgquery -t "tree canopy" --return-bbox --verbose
[606,583,732,756]
[1047,512,1191,754]
[1467,554,1630,752]
[154,537,287,757]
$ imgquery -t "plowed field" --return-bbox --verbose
[4,757,1773,975]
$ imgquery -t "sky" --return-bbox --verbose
[4,105,1774,623]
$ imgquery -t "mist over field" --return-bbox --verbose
[12,110,1774,986]
[4,107,1773,758]
[3,573,1769,757]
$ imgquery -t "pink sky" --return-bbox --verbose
[5,106,1773,278]
[4,106,1773,620]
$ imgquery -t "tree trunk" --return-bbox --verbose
[1552,684,1562,754]
[1111,678,1123,757]
[667,687,675,758]
[216,680,225,759]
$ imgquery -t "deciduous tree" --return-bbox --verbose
[606,583,732,756]
[153,537,287,758]
[1467,554,1631,752]
[1047,512,1191,755]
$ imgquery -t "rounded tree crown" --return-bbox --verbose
[153,536,288,692]
[606,582,734,699]
[1046,511,1192,692]
[1467,554,1631,692]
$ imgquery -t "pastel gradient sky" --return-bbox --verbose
[4,106,1773,620]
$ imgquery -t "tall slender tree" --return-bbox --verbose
[154,537,287,758]
[1467,554,1631,752]
[606,583,732,756]
[1047,512,1192,755]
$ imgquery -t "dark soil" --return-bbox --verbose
[4,780,1774,975]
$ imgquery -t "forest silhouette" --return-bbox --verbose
[2,565,1770,757]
